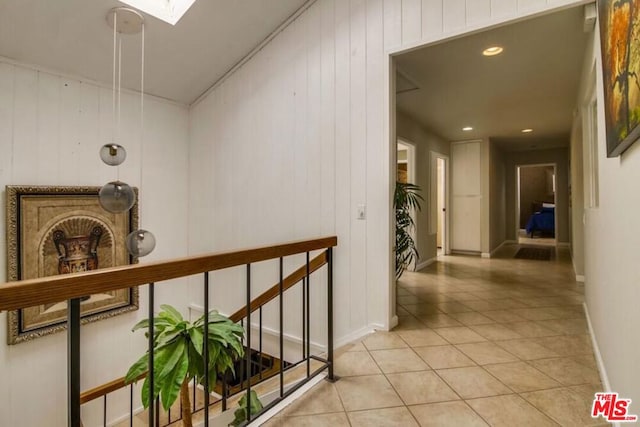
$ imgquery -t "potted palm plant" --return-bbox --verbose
[395,181,423,279]
[125,304,258,427]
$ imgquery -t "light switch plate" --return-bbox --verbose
[357,204,366,220]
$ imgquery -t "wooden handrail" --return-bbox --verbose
[0,236,337,311]
[79,252,329,405]
[229,251,326,322]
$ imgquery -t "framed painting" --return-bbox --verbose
[598,0,640,157]
[6,186,139,344]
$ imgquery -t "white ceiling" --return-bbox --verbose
[0,0,309,104]
[395,6,590,151]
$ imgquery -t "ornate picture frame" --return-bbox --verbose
[598,0,640,157]
[6,186,139,344]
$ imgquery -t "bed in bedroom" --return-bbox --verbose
[525,203,555,237]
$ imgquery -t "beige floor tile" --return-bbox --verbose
[434,301,475,313]
[467,394,558,426]
[334,374,403,411]
[281,380,344,416]
[436,366,512,399]
[569,354,598,369]
[433,326,487,344]
[409,401,489,427]
[513,307,564,321]
[387,371,460,405]
[361,332,407,350]
[483,361,561,392]
[403,303,443,316]
[396,329,448,347]
[537,318,588,335]
[529,357,602,386]
[490,298,530,309]
[271,412,350,426]
[446,292,483,301]
[494,338,561,360]
[415,313,463,328]
[398,295,425,305]
[370,348,430,373]
[482,310,527,323]
[447,311,496,326]
[502,321,561,338]
[394,315,427,331]
[522,387,603,426]
[461,300,505,311]
[334,350,381,377]
[347,406,419,426]
[413,345,475,369]
[470,323,523,340]
[456,342,520,365]
[533,335,594,356]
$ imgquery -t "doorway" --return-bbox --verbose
[516,164,557,246]
[431,152,450,256]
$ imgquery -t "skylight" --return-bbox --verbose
[119,0,197,25]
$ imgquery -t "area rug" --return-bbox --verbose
[514,247,552,261]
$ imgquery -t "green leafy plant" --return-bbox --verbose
[229,390,264,426]
[395,182,423,279]
[125,304,247,427]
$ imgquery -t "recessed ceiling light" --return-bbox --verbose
[482,46,504,56]
[462,126,473,131]
[521,128,533,133]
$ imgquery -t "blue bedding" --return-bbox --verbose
[525,207,555,235]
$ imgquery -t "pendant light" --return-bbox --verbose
[101,7,156,257]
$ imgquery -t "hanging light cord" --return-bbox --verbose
[139,22,145,229]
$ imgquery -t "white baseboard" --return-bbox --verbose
[389,315,399,330]
[335,325,376,349]
[575,275,585,283]
[451,250,481,256]
[481,252,491,258]
[416,257,436,271]
[583,302,612,392]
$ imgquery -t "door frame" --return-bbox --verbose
[430,151,451,255]
[515,163,557,242]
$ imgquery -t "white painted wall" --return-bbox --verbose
[188,0,591,350]
[581,24,640,406]
[0,59,190,427]
[396,111,450,266]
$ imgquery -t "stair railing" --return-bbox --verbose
[0,236,337,427]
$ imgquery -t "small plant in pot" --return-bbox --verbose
[395,181,423,279]
[125,304,260,427]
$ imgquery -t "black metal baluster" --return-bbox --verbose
[155,396,160,427]
[327,249,335,381]
[246,263,252,422]
[192,377,196,413]
[68,297,81,427]
[259,307,263,380]
[306,251,311,377]
[103,394,107,427]
[279,256,284,398]
[222,371,228,411]
[148,283,155,426]
[129,384,133,427]
[302,275,306,361]
[203,271,210,427]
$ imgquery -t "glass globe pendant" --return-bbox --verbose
[99,181,136,213]
[100,144,127,166]
[126,229,156,257]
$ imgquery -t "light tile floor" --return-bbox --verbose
[265,244,610,426]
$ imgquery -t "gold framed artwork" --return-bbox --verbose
[6,186,139,344]
[598,0,640,157]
